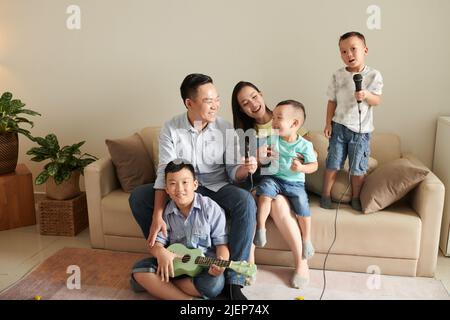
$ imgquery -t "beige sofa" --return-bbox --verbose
[85,127,445,277]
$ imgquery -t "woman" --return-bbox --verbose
[231,81,311,288]
[232,81,310,139]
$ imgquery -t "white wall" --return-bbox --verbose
[0,0,449,192]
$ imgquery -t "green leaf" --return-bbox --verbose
[16,128,33,140]
[56,155,68,164]
[45,134,59,152]
[84,153,98,159]
[62,170,72,181]
[1,92,12,102]
[10,99,25,111]
[33,136,49,147]
[46,163,59,176]
[29,155,47,162]
[14,117,33,126]
[26,146,51,156]
[54,173,64,185]
[19,109,41,116]
[72,141,85,149]
[80,158,96,168]
[35,171,49,185]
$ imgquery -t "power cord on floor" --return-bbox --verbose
[320,101,363,300]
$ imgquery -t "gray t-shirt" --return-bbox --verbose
[326,65,383,133]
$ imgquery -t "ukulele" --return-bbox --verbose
[168,243,257,284]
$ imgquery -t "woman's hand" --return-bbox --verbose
[148,216,167,247]
[242,156,258,175]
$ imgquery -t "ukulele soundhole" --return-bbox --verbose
[181,254,191,263]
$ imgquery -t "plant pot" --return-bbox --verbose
[45,171,81,200]
[0,132,19,174]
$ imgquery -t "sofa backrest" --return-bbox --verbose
[370,133,402,165]
[138,127,161,173]
[138,126,402,169]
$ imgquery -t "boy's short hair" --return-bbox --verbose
[180,73,213,105]
[164,159,196,180]
[339,31,366,46]
[276,99,306,121]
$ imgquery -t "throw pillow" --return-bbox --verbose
[360,158,429,213]
[105,133,155,192]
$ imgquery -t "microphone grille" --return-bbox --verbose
[353,73,363,82]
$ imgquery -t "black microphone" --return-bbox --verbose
[353,73,363,103]
[244,136,253,188]
[244,137,250,163]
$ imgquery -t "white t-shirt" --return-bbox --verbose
[326,65,383,133]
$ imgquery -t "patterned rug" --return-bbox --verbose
[0,247,448,300]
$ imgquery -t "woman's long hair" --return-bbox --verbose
[231,81,271,132]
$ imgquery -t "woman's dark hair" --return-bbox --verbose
[180,73,213,107]
[231,81,271,132]
[164,159,196,180]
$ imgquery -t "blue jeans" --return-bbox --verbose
[130,257,225,299]
[326,122,371,175]
[129,183,256,286]
[256,176,311,217]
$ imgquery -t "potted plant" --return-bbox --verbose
[0,92,41,174]
[27,133,98,200]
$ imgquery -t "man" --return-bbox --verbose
[129,73,257,300]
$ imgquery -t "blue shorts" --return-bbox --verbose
[326,122,371,176]
[255,176,311,217]
[130,257,225,299]
[241,168,264,192]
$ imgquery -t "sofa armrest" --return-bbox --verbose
[84,157,120,248]
[402,153,445,276]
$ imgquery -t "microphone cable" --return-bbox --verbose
[319,101,363,300]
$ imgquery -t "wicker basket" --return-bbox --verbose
[38,192,88,236]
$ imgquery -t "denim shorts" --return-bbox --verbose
[130,257,225,299]
[326,122,371,176]
[240,167,264,192]
[255,176,311,217]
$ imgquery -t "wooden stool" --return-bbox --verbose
[0,164,37,231]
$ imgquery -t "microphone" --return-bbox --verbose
[244,136,254,188]
[353,73,363,103]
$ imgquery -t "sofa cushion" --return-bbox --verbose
[360,158,429,214]
[105,133,155,193]
[102,190,144,237]
[306,132,378,203]
[264,195,421,259]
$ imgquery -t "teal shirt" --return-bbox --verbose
[262,135,317,182]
